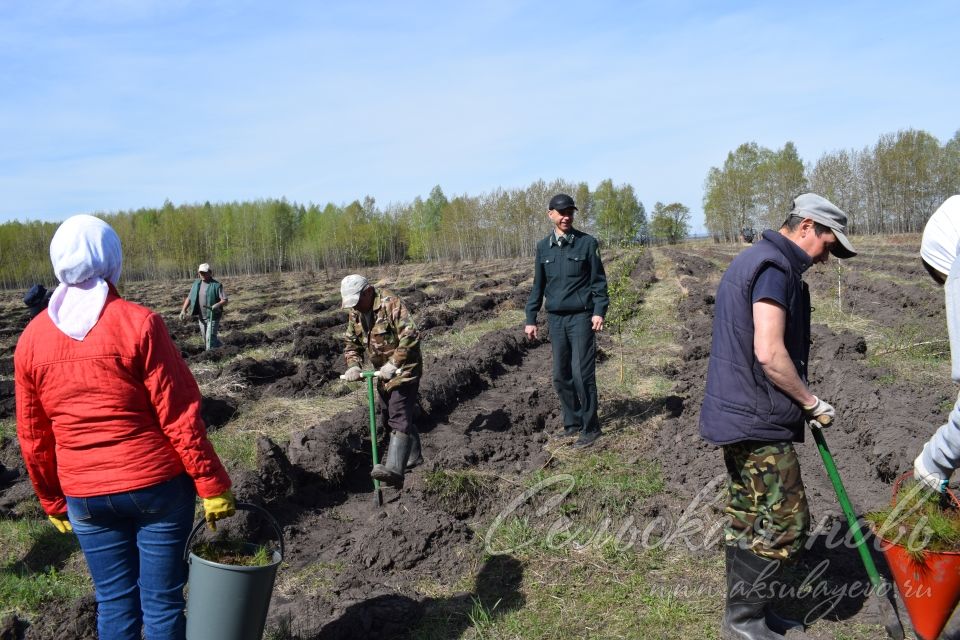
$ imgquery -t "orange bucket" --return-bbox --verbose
[876,473,960,640]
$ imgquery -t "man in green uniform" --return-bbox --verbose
[179,263,228,350]
[525,194,609,448]
[341,274,424,487]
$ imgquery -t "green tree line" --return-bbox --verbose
[704,128,960,240]
[0,178,656,288]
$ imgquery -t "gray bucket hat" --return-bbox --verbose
[340,274,369,308]
[791,193,857,259]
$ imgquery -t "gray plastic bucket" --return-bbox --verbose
[184,503,284,640]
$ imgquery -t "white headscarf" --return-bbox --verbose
[921,195,960,276]
[47,215,123,340]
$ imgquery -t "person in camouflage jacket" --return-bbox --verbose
[341,274,423,488]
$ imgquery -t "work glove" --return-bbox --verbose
[48,513,73,534]
[343,366,362,382]
[203,490,236,530]
[914,447,949,493]
[378,361,398,381]
[178,309,186,322]
[802,396,835,428]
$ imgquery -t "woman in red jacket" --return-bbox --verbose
[15,214,235,640]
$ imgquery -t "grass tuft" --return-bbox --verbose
[0,518,91,619]
[0,418,16,441]
[424,469,491,513]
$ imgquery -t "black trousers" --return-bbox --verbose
[376,379,419,435]
[547,312,599,433]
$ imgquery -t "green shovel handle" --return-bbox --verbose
[363,372,381,481]
[810,426,882,587]
[340,371,383,503]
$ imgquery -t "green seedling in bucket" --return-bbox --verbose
[867,473,960,640]
[192,541,274,567]
[866,479,960,554]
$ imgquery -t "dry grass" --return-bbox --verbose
[251,304,311,333]
[426,310,526,355]
[813,299,949,385]
[598,247,683,399]
[210,394,358,468]
[274,560,346,600]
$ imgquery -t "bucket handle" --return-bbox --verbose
[184,502,285,563]
[892,470,960,509]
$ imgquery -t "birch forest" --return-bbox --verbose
[704,127,960,241]
[0,179,650,287]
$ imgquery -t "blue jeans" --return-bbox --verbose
[66,473,197,640]
[197,317,221,350]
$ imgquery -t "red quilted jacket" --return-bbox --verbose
[15,288,231,515]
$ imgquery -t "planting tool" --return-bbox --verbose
[340,370,383,506]
[876,472,960,640]
[809,418,904,640]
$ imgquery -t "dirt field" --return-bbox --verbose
[1,238,958,639]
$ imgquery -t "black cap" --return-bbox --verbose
[23,284,47,306]
[548,194,577,212]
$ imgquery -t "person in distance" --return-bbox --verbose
[179,262,228,350]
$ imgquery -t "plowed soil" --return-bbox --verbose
[2,243,957,639]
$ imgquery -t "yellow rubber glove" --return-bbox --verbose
[203,490,236,530]
[48,513,73,534]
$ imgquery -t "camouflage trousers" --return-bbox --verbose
[723,440,809,561]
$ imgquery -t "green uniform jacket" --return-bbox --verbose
[186,279,225,321]
[343,288,422,391]
[525,229,609,324]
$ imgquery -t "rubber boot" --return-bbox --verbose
[406,426,424,470]
[764,608,804,635]
[371,431,413,488]
[722,545,786,640]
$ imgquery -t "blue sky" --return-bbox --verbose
[1,1,958,233]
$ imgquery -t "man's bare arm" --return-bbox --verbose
[752,300,815,407]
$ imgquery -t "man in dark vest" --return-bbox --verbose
[525,193,609,448]
[179,263,228,350]
[700,193,857,639]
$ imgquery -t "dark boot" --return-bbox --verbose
[722,545,786,640]
[764,607,804,635]
[406,426,424,470]
[371,432,413,488]
[573,429,602,449]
